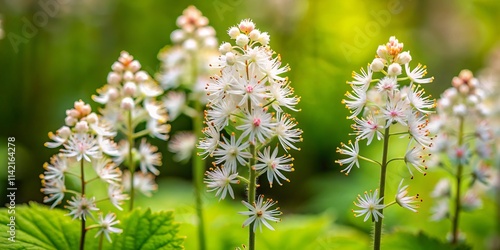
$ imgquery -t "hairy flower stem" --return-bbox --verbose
[451,117,465,245]
[374,126,390,250]
[193,100,207,250]
[248,144,257,250]
[79,159,87,250]
[128,110,136,211]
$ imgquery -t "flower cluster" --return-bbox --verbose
[336,36,433,223]
[41,100,124,241]
[428,70,495,241]
[200,19,302,232]
[157,5,219,162]
[93,51,169,199]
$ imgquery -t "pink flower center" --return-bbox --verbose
[246,85,254,93]
[253,118,261,127]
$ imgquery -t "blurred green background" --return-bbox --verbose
[1,0,500,249]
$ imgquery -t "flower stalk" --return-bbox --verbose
[373,126,390,250]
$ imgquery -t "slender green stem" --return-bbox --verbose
[133,129,150,139]
[128,110,136,211]
[248,144,258,250]
[237,175,250,184]
[79,159,87,250]
[386,157,405,166]
[388,131,409,137]
[98,233,104,250]
[193,100,207,250]
[451,117,465,245]
[374,126,391,250]
[358,155,382,167]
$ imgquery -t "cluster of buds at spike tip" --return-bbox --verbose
[93,51,169,196]
[428,69,495,223]
[41,100,125,241]
[157,6,219,163]
[199,19,302,232]
[337,36,435,222]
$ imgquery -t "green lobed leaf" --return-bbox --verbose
[112,208,185,250]
[383,231,472,250]
[0,202,80,250]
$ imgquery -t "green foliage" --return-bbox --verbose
[383,231,472,250]
[0,203,184,250]
[0,202,79,250]
[113,208,185,250]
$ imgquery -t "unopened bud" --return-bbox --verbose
[107,72,121,85]
[123,81,137,96]
[75,121,89,133]
[228,26,240,39]
[121,97,135,110]
[129,60,141,72]
[219,42,232,54]
[397,51,412,64]
[387,63,402,76]
[370,58,385,72]
[236,34,249,47]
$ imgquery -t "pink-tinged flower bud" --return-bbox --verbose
[108,87,119,101]
[370,58,385,72]
[176,15,186,28]
[123,71,134,81]
[58,126,71,138]
[129,60,141,72]
[459,69,473,83]
[183,38,198,51]
[74,100,85,110]
[135,71,149,82]
[111,62,124,72]
[65,116,77,126]
[387,63,402,76]
[238,19,255,34]
[86,113,98,124]
[452,76,462,88]
[236,34,249,47]
[225,52,236,66]
[228,26,240,39]
[219,42,232,54]
[80,104,92,116]
[198,16,209,27]
[397,51,412,65]
[121,97,135,110]
[249,29,260,41]
[67,109,80,118]
[377,45,389,59]
[107,72,121,85]
[123,81,137,96]
[170,29,184,43]
[75,121,89,133]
